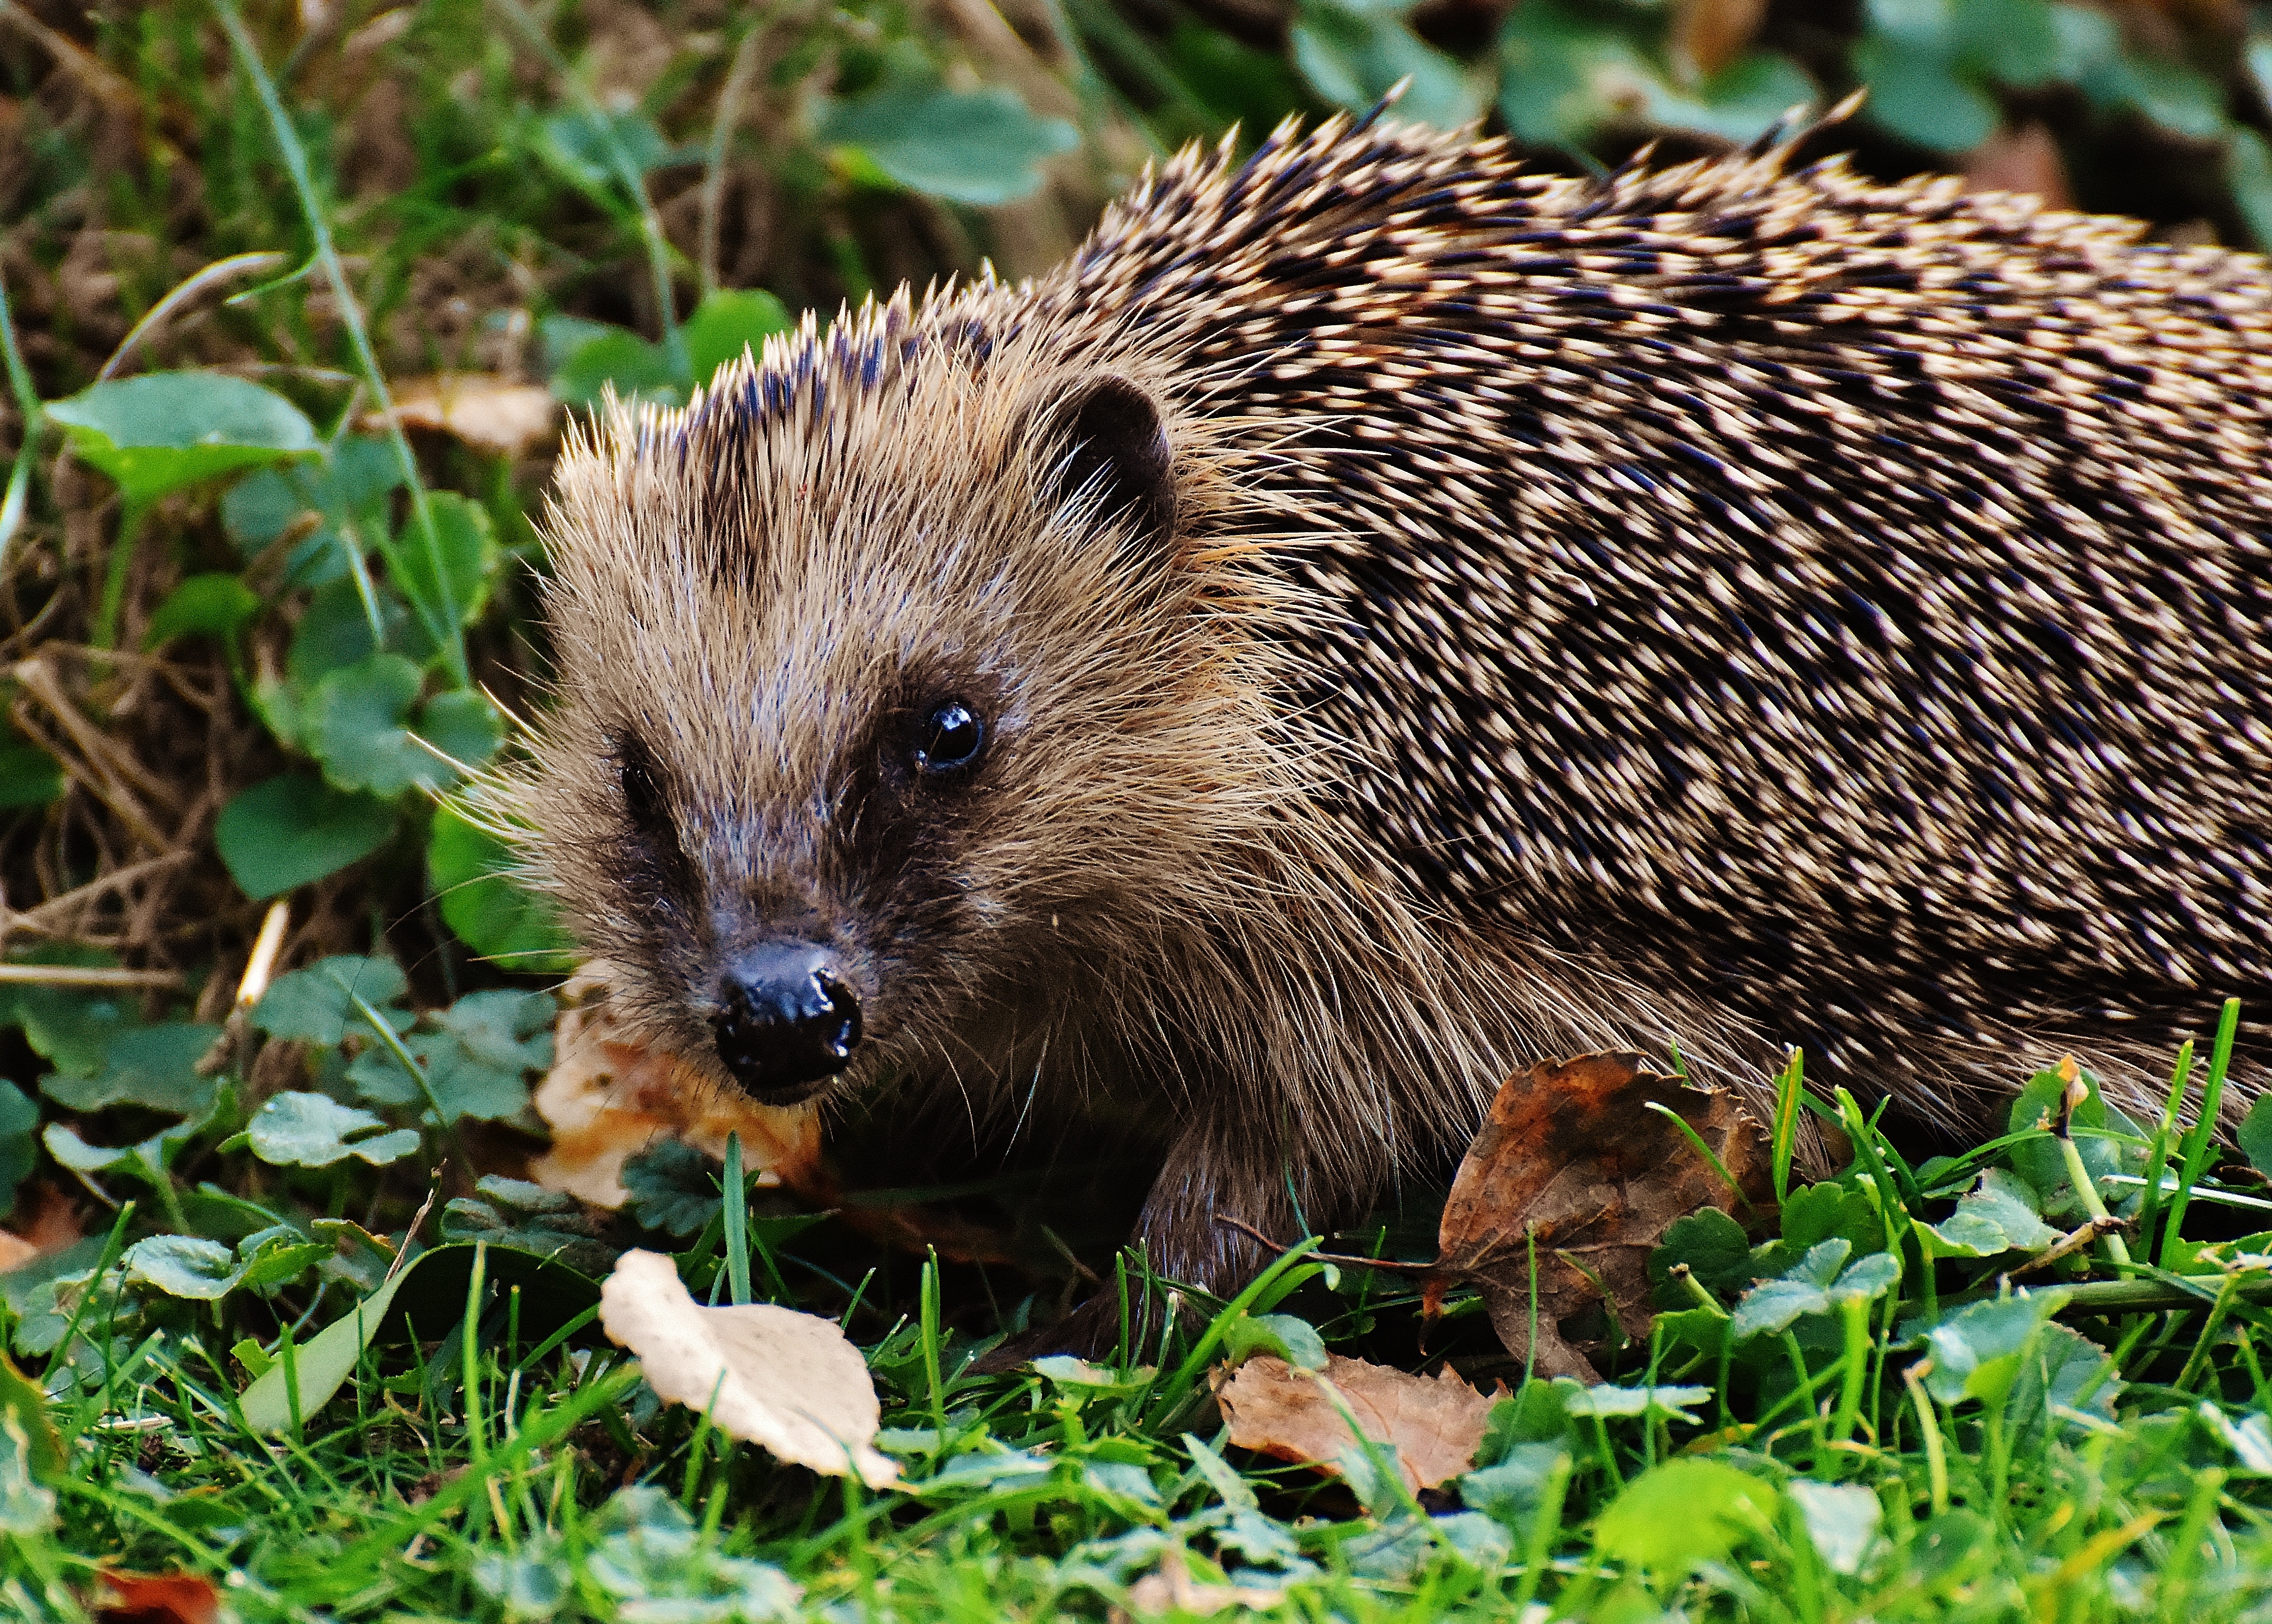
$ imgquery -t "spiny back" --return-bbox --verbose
[1025,113,2272,1123]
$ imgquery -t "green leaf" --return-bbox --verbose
[144,572,261,651]
[40,1022,221,1115]
[2242,1093,2272,1179]
[1920,1167,2059,1259]
[1498,0,1651,147]
[1789,1479,1883,1576]
[0,1082,37,1218]
[1592,1458,1777,1572]
[1460,1442,1569,1539]
[45,372,320,506]
[1558,1383,1711,1422]
[0,1407,57,1536]
[1730,1239,1901,1340]
[684,289,794,385]
[440,1175,614,1274]
[307,653,446,797]
[123,1234,243,1301]
[1642,51,1818,147]
[2007,1321,2119,1446]
[252,955,412,1045]
[237,1265,411,1434]
[429,807,578,971]
[235,1231,332,1293]
[287,576,401,690]
[1221,1311,1328,1370]
[1952,0,2058,87]
[1650,1207,1754,1304]
[818,82,1078,206]
[351,989,553,1122]
[246,1091,420,1168]
[552,326,683,409]
[41,1072,223,1198]
[0,1353,62,1482]
[226,435,403,591]
[1922,1289,2067,1409]
[215,773,396,900]
[1167,22,1309,135]
[620,1138,722,1238]
[0,742,64,810]
[474,1534,574,1619]
[1292,4,1479,131]
[2050,1,2120,87]
[393,491,499,631]
[537,107,675,195]
[1853,32,1997,152]
[2128,57,2225,141]
[416,689,504,779]
[2231,129,2272,255]
[1777,1181,1886,1258]
[0,956,131,1076]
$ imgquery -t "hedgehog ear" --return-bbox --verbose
[1032,375,1177,552]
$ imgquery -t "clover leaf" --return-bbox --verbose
[246,1092,419,1168]
[252,955,413,1046]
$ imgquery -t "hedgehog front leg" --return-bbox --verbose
[1046,1109,1334,1358]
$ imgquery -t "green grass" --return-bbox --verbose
[11,2,2272,1619]
[16,1043,2272,1621]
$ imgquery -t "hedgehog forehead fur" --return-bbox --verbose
[503,105,2272,1318]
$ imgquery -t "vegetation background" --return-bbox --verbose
[9,0,2272,1619]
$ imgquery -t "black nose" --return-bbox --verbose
[711,942,862,1101]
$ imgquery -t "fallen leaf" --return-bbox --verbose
[1671,0,1768,79]
[1122,1548,1287,1617]
[380,374,558,458]
[598,1248,898,1486]
[1961,123,2073,210]
[1217,1353,1497,1491]
[0,1182,85,1273]
[1435,1052,1772,1381]
[532,965,1026,1271]
[96,1572,221,1624]
[528,964,822,1207]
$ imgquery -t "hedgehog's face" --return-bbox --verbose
[526,341,1271,1115]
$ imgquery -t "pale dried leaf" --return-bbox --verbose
[599,1249,897,1486]
[1217,1353,1496,1491]
[382,374,558,457]
[1123,1548,1286,1617]
[528,964,821,1206]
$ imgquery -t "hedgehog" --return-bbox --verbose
[510,107,2272,1334]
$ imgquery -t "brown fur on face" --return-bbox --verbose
[498,107,2272,1323]
[509,298,1587,1293]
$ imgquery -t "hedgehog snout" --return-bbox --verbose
[710,940,864,1105]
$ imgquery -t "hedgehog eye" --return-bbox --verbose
[616,737,678,848]
[912,701,985,775]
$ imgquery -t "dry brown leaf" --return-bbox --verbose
[96,1572,221,1624]
[1433,1051,1771,1381]
[1671,0,1768,79]
[599,1248,898,1486]
[1217,1353,1498,1491]
[528,964,822,1206]
[1961,123,2073,210]
[0,1183,84,1273]
[1120,1548,1287,1617]
[380,374,558,458]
